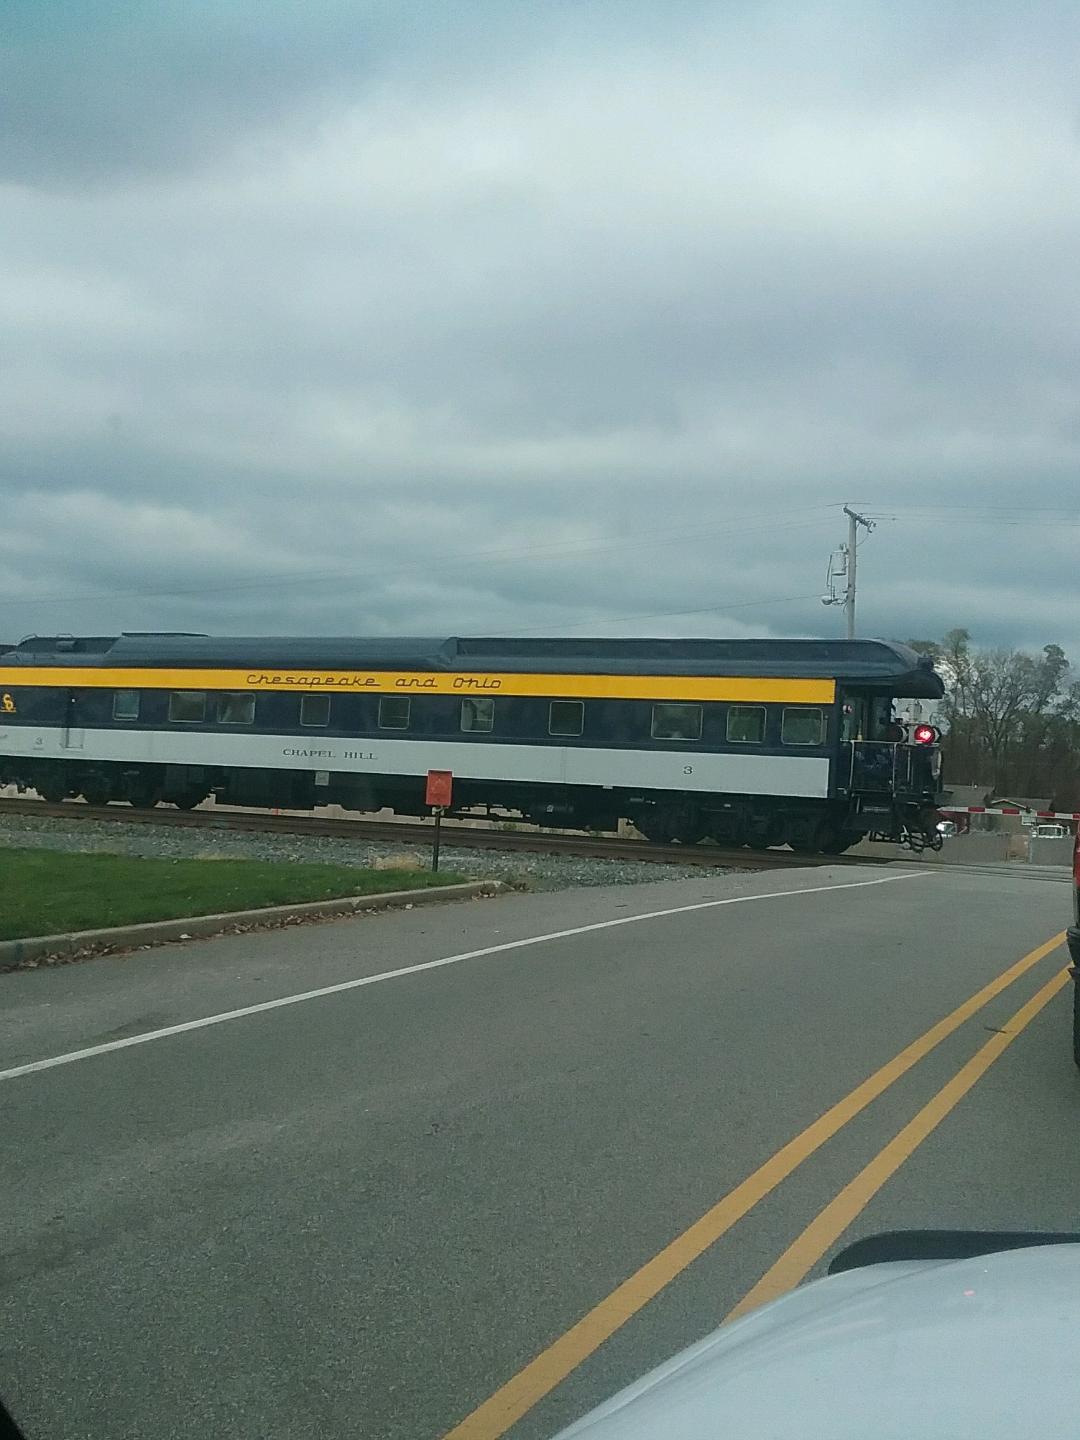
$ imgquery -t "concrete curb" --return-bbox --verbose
[0,880,508,970]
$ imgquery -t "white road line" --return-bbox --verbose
[1,871,931,1084]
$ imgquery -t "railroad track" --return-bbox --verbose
[0,795,875,872]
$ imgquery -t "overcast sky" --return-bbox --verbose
[3,1,1079,657]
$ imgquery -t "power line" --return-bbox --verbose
[0,507,840,610]
[2,501,1070,616]
[857,507,1080,527]
[848,502,1079,515]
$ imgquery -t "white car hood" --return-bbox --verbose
[556,1244,1080,1439]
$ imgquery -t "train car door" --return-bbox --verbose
[61,688,85,750]
[839,693,896,794]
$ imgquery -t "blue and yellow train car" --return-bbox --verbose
[0,633,945,852]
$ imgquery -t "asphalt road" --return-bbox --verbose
[1,861,1077,1440]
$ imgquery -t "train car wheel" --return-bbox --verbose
[815,821,858,855]
[170,792,206,810]
[748,814,787,850]
[633,804,704,845]
[672,808,707,845]
[633,812,668,843]
[787,816,819,853]
[128,780,162,809]
[711,817,749,847]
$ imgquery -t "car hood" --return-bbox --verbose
[555,1244,1080,1438]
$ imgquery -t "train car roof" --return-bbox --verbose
[3,633,945,697]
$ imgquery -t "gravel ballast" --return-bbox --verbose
[0,811,721,891]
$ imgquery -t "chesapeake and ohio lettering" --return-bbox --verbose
[247,672,503,691]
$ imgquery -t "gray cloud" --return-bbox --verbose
[3,1,1080,665]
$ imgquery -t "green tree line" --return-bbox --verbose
[908,630,1080,807]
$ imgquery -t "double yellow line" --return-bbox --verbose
[444,931,1069,1439]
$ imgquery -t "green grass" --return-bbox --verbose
[0,847,465,941]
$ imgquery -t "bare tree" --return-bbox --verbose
[909,632,1078,800]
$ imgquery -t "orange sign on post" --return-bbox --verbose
[425,770,453,808]
[426,770,453,873]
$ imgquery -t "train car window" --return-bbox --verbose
[461,697,494,733]
[651,703,703,740]
[300,694,331,727]
[378,696,411,730]
[726,706,765,743]
[549,700,584,737]
[217,693,255,725]
[112,689,140,721]
[781,707,825,745]
[168,691,207,723]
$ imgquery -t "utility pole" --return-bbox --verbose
[822,506,875,635]
[842,505,873,639]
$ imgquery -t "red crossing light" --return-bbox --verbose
[912,724,939,746]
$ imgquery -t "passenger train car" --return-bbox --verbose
[0,633,945,853]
